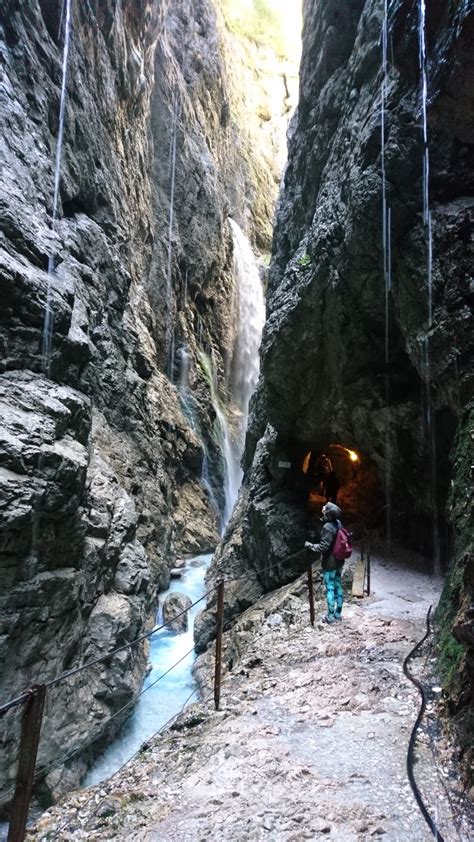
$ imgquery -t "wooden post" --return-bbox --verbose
[366,538,371,596]
[8,684,46,842]
[307,554,315,627]
[214,580,225,711]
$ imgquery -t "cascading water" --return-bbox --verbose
[418,0,439,569]
[228,218,265,437]
[85,199,264,796]
[418,0,433,325]
[178,345,192,412]
[196,222,265,528]
[31,0,73,559]
[42,0,73,374]
[381,0,392,548]
[166,95,179,380]
[177,346,220,519]
[84,555,211,786]
[198,350,238,526]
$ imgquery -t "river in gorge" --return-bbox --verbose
[84,553,212,787]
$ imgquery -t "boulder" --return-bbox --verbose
[162,592,192,633]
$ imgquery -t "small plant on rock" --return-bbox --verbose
[297,253,312,267]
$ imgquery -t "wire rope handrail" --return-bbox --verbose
[0,547,317,837]
[0,550,311,714]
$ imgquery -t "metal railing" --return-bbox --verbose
[0,541,369,840]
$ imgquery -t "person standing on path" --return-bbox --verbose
[305,502,345,624]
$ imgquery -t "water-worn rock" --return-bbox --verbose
[214,0,474,781]
[25,556,474,841]
[0,0,291,801]
[162,592,192,633]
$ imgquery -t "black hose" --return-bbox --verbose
[403,605,445,842]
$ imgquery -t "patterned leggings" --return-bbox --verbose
[323,570,344,618]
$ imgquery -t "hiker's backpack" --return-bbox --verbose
[333,527,352,562]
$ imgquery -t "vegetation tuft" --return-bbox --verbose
[220,0,301,62]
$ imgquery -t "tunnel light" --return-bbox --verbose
[329,443,359,462]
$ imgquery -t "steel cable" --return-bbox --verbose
[47,682,221,840]
[217,548,307,582]
[0,588,215,715]
[34,643,197,783]
[0,642,204,833]
[1,553,310,713]
[403,605,446,842]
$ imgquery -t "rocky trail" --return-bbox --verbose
[27,553,473,841]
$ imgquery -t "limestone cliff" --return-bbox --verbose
[0,0,292,804]
[204,0,473,780]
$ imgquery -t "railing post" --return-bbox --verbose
[214,579,225,711]
[8,684,46,842]
[307,553,315,627]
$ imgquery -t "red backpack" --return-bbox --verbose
[333,527,352,562]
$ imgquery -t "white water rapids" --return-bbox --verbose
[227,217,266,514]
[84,221,264,786]
[84,554,211,786]
[178,219,265,529]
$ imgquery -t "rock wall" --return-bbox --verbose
[0,0,293,803]
[148,0,298,523]
[202,0,473,779]
[1,0,166,803]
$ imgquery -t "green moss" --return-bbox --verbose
[296,253,312,267]
[435,402,473,694]
[220,0,302,62]
[437,627,465,691]
[436,525,465,693]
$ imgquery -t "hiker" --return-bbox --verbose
[304,502,351,624]
[312,452,332,493]
[324,469,340,503]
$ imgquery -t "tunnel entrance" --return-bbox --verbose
[270,439,383,529]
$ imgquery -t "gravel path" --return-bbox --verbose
[27,553,473,841]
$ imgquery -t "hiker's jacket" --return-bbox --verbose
[306,503,343,572]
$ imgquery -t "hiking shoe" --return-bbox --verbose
[320,614,335,625]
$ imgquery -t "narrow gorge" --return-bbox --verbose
[0,0,472,839]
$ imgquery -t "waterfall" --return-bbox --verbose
[193,223,264,529]
[228,218,265,505]
[198,351,238,527]
[177,346,220,520]
[228,218,265,431]
[42,0,73,375]
[418,0,439,570]
[178,344,195,429]
[166,95,179,380]
[31,0,73,560]
[226,219,265,517]
[381,0,392,548]
[381,0,392,366]
[418,0,433,327]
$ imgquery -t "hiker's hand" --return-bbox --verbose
[304,541,314,549]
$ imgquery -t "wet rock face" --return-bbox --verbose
[235,9,474,557]
[148,0,295,517]
[262,0,473,528]
[214,0,473,779]
[162,592,192,633]
[0,0,167,801]
[437,402,474,785]
[0,0,287,802]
